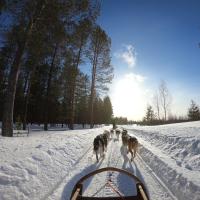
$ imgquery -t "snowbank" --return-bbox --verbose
[125,121,200,200]
[0,128,106,200]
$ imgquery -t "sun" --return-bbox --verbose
[110,73,148,120]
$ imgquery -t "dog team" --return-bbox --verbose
[93,128,138,162]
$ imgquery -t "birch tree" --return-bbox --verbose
[159,80,172,121]
[153,92,160,120]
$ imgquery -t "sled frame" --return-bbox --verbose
[70,167,149,200]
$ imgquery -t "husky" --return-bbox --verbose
[121,129,128,146]
[102,130,109,150]
[128,136,138,161]
[93,135,105,162]
[115,129,121,141]
[121,129,138,161]
[110,129,114,139]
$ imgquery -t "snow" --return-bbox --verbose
[0,128,102,200]
[0,122,200,200]
[124,121,200,200]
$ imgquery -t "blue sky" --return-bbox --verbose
[97,0,200,120]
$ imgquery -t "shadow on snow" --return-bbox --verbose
[61,158,104,200]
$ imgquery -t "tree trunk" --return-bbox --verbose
[2,31,32,137]
[44,44,58,131]
[89,51,98,128]
[1,1,46,136]
[23,68,36,130]
[89,33,100,128]
[69,81,75,130]
[69,41,83,130]
[23,83,31,130]
[22,72,30,130]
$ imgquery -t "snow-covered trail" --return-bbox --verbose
[1,123,199,200]
[47,135,176,200]
[126,126,200,200]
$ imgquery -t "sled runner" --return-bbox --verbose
[70,167,149,200]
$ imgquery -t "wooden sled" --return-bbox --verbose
[70,167,149,200]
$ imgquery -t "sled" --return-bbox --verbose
[70,167,149,200]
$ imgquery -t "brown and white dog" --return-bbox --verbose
[128,136,138,161]
[121,129,138,161]
[121,129,128,146]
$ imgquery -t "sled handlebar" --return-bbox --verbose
[70,167,149,200]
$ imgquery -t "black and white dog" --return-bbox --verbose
[93,133,108,162]
[115,128,121,141]
[110,129,114,139]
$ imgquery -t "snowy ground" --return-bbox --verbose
[125,121,200,200]
[0,122,199,200]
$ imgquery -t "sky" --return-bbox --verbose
[97,0,200,120]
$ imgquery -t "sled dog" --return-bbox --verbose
[121,129,138,161]
[110,129,114,139]
[93,135,105,162]
[128,136,138,161]
[115,129,121,140]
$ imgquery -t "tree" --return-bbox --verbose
[1,0,101,135]
[67,19,95,130]
[87,26,113,128]
[159,80,172,121]
[143,105,155,124]
[93,97,104,124]
[114,117,128,125]
[75,73,90,127]
[1,0,115,134]
[0,0,6,14]
[102,96,113,123]
[1,0,47,136]
[188,100,200,120]
[153,92,160,120]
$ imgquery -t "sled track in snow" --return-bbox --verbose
[88,139,122,197]
[40,144,93,200]
[126,128,179,200]
[109,129,179,200]
[103,139,124,197]
[136,153,178,200]
[43,134,179,200]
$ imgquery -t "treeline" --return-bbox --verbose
[141,99,200,126]
[0,0,113,136]
[138,80,200,126]
[113,117,128,125]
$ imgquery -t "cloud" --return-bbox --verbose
[115,44,137,68]
[125,73,146,83]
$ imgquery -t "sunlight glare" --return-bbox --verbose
[110,73,148,120]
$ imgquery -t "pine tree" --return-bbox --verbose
[1,0,47,136]
[93,97,104,125]
[144,105,155,124]
[188,100,200,120]
[75,73,90,126]
[87,26,113,128]
[1,0,100,135]
[67,19,94,130]
[102,96,113,124]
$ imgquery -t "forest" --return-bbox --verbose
[0,0,113,136]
